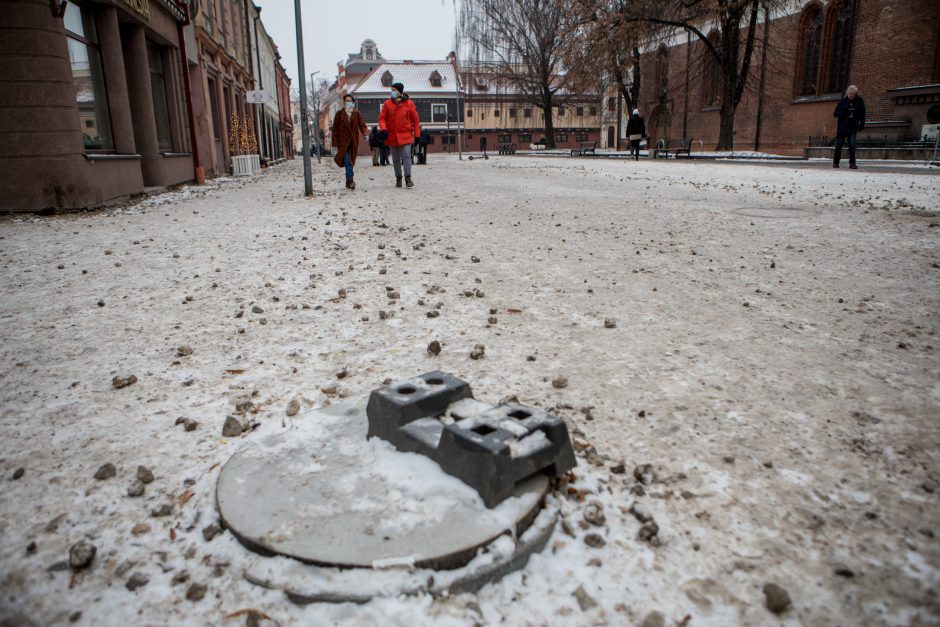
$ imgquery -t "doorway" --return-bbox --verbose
[607,126,615,148]
[479,136,487,152]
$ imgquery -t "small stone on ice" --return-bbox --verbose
[177,345,193,357]
[94,463,116,480]
[427,340,441,356]
[604,317,617,328]
[126,572,149,591]
[137,465,154,484]
[286,398,300,416]
[582,502,606,526]
[583,533,605,548]
[127,481,145,497]
[222,415,244,437]
[763,583,791,614]
[469,344,485,360]
[552,375,568,389]
[202,523,223,542]
[69,541,96,569]
[186,583,207,602]
[112,375,137,389]
[573,585,598,611]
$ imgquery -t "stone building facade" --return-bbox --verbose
[1,0,195,211]
[632,0,940,154]
[189,0,254,176]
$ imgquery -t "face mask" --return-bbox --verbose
[344,102,354,112]
[391,90,399,100]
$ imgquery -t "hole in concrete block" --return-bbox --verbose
[472,424,497,436]
[425,377,444,385]
[508,409,531,419]
[397,385,417,395]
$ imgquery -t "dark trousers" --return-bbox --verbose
[630,140,641,160]
[834,130,857,166]
[380,147,390,165]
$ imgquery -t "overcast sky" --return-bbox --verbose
[253,0,458,93]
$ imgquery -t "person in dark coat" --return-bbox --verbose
[369,126,381,166]
[417,129,431,164]
[332,94,368,189]
[833,85,866,169]
[626,109,646,161]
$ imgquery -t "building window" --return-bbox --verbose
[494,109,500,117]
[429,70,443,87]
[466,108,472,118]
[555,133,568,142]
[147,41,173,151]
[524,108,532,118]
[432,103,448,123]
[509,108,517,118]
[381,70,394,87]
[825,0,855,94]
[518,132,532,142]
[590,106,598,116]
[576,107,584,116]
[608,97,616,110]
[558,106,565,116]
[480,112,485,120]
[795,4,824,96]
[576,132,588,142]
[702,32,720,107]
[498,133,511,143]
[64,1,113,151]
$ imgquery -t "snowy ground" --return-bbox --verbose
[1,156,938,626]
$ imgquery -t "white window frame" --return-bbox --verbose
[431,103,448,123]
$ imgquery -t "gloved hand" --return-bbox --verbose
[378,130,389,141]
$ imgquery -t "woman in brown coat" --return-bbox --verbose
[332,94,368,189]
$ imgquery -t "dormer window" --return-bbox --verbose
[429,70,442,87]
[381,71,393,87]
[474,77,488,91]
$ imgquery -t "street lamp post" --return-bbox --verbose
[294,0,312,196]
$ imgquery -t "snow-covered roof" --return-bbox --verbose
[351,62,459,96]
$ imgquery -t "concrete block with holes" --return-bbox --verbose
[366,371,577,508]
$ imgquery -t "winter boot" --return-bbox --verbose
[345,177,352,188]
[396,177,402,188]
[349,177,356,190]
[405,176,414,188]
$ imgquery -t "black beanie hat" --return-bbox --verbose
[392,82,405,94]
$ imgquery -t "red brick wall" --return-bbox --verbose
[638,0,940,153]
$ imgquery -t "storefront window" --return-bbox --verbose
[147,41,173,151]
[65,1,113,151]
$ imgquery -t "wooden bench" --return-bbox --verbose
[652,138,692,158]
[571,142,597,156]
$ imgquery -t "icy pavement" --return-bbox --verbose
[0,156,938,626]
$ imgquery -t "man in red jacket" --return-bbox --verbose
[379,82,421,188]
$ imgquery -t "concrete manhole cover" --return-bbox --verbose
[731,206,821,219]
[217,399,557,601]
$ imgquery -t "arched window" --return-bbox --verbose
[655,46,669,100]
[794,3,823,96]
[825,0,856,93]
[702,32,720,107]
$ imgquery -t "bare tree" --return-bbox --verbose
[610,0,781,150]
[565,0,647,117]
[457,0,578,149]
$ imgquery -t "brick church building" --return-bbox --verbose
[630,0,940,155]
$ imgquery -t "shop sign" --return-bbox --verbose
[120,0,150,19]
[246,90,272,104]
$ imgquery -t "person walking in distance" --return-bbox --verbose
[369,126,381,166]
[332,94,368,189]
[626,109,646,161]
[379,82,421,188]
[833,85,866,169]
